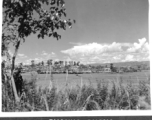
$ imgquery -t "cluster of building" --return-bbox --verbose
[4,59,148,74]
[19,60,81,74]
[19,63,143,74]
[51,60,80,66]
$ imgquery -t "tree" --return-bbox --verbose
[47,59,52,66]
[110,63,113,72]
[59,61,62,65]
[19,62,23,68]
[31,60,35,68]
[77,61,80,66]
[74,61,77,66]
[41,61,44,66]
[37,62,41,66]
[3,0,75,102]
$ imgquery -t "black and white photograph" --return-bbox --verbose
[1,0,151,113]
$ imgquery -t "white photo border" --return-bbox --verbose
[0,0,151,117]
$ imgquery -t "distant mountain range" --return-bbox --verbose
[89,61,150,67]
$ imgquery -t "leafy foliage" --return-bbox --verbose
[3,0,75,40]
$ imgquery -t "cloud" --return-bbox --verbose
[51,52,55,55]
[54,58,59,61]
[41,51,49,56]
[69,42,85,46]
[41,51,56,57]
[124,54,134,61]
[62,42,131,56]
[23,51,58,65]
[63,56,72,61]
[6,50,59,65]
[18,53,27,58]
[18,53,24,57]
[34,58,40,61]
[61,38,149,64]
[25,58,42,65]
[25,59,32,65]
[127,38,149,53]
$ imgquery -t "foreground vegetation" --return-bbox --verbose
[2,72,151,111]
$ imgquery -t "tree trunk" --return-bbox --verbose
[11,40,21,102]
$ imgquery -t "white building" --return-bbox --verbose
[103,67,111,72]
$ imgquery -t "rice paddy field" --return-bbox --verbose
[22,70,150,91]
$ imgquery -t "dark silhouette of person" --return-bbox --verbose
[13,68,23,96]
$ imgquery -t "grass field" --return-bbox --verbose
[3,70,150,111]
[22,70,150,91]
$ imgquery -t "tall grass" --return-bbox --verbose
[2,73,151,111]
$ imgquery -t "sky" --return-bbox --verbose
[8,0,149,65]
